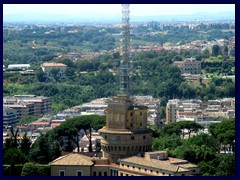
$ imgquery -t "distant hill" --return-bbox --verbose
[3,11,235,24]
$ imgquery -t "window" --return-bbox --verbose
[143,136,146,139]
[93,172,97,176]
[122,164,124,166]
[120,173,123,176]
[77,171,82,176]
[131,136,135,140]
[162,172,165,175]
[181,174,185,176]
[99,172,102,176]
[145,169,147,171]
[139,167,141,170]
[127,165,129,168]
[105,135,107,139]
[59,170,65,176]
[150,170,153,172]
[104,172,107,176]
[133,166,135,169]
[157,171,159,174]
[140,112,142,116]
[131,112,133,116]
[126,174,129,176]
[140,122,142,126]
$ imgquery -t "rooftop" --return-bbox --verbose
[49,153,94,166]
[121,156,188,173]
[41,62,67,67]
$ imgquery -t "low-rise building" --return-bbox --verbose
[8,64,31,70]
[41,62,67,77]
[173,58,201,74]
[49,151,198,176]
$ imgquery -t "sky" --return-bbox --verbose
[3,4,235,17]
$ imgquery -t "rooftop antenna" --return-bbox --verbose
[120,4,131,95]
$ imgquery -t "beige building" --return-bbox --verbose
[166,101,178,124]
[49,151,198,176]
[41,62,67,77]
[173,58,201,74]
[99,94,152,163]
[166,98,235,126]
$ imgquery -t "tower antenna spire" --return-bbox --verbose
[120,4,131,95]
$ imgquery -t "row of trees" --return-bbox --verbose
[3,115,106,175]
[4,115,106,166]
[152,119,235,176]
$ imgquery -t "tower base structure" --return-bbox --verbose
[99,94,152,163]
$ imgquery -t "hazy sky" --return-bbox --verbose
[3,4,235,16]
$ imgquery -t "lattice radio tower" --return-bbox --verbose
[120,4,131,95]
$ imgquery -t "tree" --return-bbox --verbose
[7,126,19,149]
[21,162,50,176]
[188,133,219,153]
[50,68,60,78]
[20,133,32,155]
[152,134,182,151]
[212,45,221,56]
[209,118,235,152]
[177,121,203,138]
[215,153,235,176]
[223,45,229,56]
[4,148,29,165]
[36,69,47,82]
[29,132,61,164]
[53,115,106,153]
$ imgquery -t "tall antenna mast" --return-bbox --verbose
[120,4,130,95]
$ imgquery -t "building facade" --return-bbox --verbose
[49,151,198,176]
[99,94,152,163]
[41,62,67,77]
[173,58,201,74]
[133,96,161,127]
[166,98,235,127]
[3,95,52,120]
[3,107,18,127]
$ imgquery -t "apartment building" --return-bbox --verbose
[3,107,18,126]
[173,58,201,74]
[133,96,161,127]
[3,95,51,119]
[166,98,235,126]
[3,103,35,120]
[166,100,178,124]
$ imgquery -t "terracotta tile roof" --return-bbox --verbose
[41,62,67,67]
[51,123,61,127]
[49,153,94,166]
[121,156,188,173]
